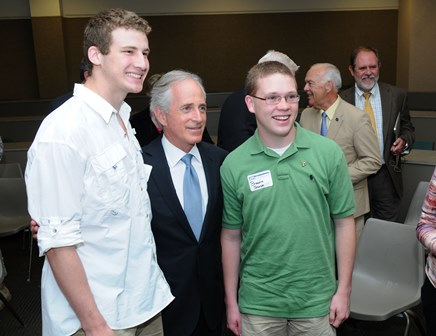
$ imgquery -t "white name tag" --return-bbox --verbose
[247,170,273,192]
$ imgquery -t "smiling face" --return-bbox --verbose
[246,73,299,148]
[349,50,380,92]
[304,65,329,109]
[155,78,206,153]
[87,27,150,106]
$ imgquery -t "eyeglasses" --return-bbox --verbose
[250,94,300,105]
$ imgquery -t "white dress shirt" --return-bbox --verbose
[161,135,208,222]
[25,84,173,336]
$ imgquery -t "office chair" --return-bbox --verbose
[404,181,429,226]
[0,162,23,178]
[350,218,426,336]
[0,178,29,326]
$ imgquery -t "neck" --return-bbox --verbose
[258,126,296,149]
[84,77,125,111]
[317,93,338,111]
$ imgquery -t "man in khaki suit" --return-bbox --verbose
[300,63,381,238]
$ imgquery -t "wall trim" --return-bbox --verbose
[1,0,399,19]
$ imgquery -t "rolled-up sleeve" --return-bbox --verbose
[26,141,85,255]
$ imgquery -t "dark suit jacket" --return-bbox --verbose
[142,139,227,336]
[340,83,415,197]
[217,89,257,152]
[48,92,73,113]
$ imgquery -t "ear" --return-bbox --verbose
[348,65,355,77]
[245,95,256,114]
[154,107,168,127]
[325,80,334,93]
[88,46,102,66]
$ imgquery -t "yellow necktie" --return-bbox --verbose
[363,93,377,132]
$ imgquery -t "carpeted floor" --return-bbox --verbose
[0,233,428,336]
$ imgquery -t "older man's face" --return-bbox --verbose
[304,66,329,109]
[156,79,206,153]
[349,50,380,92]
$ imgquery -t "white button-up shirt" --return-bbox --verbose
[161,135,208,218]
[25,84,174,336]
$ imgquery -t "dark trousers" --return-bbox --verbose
[421,274,436,335]
[367,165,401,222]
[191,307,222,336]
[163,306,222,336]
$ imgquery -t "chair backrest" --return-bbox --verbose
[0,162,23,178]
[0,177,30,237]
[404,181,430,226]
[354,218,425,289]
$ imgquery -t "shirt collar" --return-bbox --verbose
[355,82,380,98]
[250,123,310,156]
[321,95,340,120]
[73,83,132,124]
[161,135,201,168]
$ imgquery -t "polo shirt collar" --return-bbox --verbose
[250,123,310,157]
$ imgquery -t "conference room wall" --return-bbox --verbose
[0,10,397,100]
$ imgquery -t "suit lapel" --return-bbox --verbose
[197,143,216,242]
[327,100,345,140]
[379,83,395,146]
[144,140,198,240]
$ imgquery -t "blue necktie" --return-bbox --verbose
[181,154,203,240]
[320,111,328,136]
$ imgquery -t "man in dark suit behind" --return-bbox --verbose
[142,70,227,336]
[217,50,299,152]
[340,46,415,221]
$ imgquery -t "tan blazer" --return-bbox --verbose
[300,97,382,217]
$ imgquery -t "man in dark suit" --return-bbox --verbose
[142,70,227,336]
[47,58,90,112]
[340,46,415,221]
[217,50,299,152]
[217,88,257,152]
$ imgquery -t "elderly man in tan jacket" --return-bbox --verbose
[300,63,381,238]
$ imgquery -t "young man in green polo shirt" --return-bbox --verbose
[220,61,356,336]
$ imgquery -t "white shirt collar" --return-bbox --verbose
[73,83,131,124]
[161,135,201,168]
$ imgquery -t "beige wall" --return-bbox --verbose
[397,0,436,91]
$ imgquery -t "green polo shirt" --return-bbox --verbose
[221,123,355,318]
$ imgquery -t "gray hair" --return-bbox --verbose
[312,63,342,92]
[149,70,206,128]
[258,50,300,76]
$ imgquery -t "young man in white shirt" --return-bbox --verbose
[25,8,173,336]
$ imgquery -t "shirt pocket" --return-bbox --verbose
[91,143,129,206]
